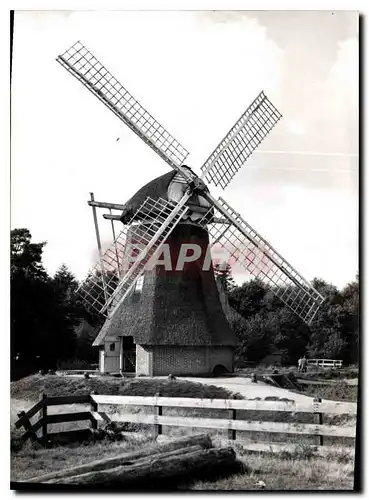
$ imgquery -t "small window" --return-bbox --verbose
[109,343,115,352]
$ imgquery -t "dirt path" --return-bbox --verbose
[179,376,317,403]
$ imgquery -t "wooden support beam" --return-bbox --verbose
[88,200,126,210]
[102,213,231,225]
[103,213,122,221]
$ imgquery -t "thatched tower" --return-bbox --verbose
[93,170,237,376]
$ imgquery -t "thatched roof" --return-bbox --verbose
[93,224,236,348]
[120,171,176,223]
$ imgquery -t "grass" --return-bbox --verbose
[186,451,354,490]
[236,365,358,380]
[11,374,243,402]
[297,367,358,381]
[11,437,355,490]
[300,381,357,402]
[11,435,153,482]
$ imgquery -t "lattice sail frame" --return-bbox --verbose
[199,197,325,324]
[79,194,189,318]
[201,92,282,189]
[57,41,189,171]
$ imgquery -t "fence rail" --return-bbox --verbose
[307,359,343,368]
[14,393,356,454]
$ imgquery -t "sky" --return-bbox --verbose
[11,10,359,289]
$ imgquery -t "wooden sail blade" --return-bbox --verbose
[200,195,325,324]
[57,41,190,173]
[201,92,282,189]
[79,194,190,320]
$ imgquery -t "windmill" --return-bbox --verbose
[57,41,325,376]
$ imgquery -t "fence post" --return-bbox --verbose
[90,391,98,430]
[228,409,237,440]
[313,397,324,446]
[153,392,162,439]
[41,393,48,441]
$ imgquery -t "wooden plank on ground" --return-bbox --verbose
[47,447,236,486]
[105,413,356,438]
[26,434,212,483]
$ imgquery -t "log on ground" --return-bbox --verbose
[26,433,212,483]
[47,446,237,487]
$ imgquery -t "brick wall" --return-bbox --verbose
[135,345,233,376]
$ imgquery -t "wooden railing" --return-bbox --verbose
[14,393,356,455]
[307,359,343,368]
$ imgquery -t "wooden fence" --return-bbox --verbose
[14,393,356,455]
[307,359,343,369]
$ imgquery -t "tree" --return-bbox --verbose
[306,276,359,364]
[54,263,79,296]
[11,230,78,378]
[228,274,359,366]
[228,278,269,319]
[11,228,47,279]
[214,261,236,293]
[322,332,348,359]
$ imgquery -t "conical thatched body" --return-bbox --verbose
[94,170,237,376]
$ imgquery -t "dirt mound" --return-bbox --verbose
[11,374,243,402]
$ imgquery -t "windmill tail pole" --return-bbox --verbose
[89,192,108,302]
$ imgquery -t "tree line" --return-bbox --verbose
[11,229,359,379]
[11,229,100,380]
[214,263,359,366]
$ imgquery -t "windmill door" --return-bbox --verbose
[122,336,136,372]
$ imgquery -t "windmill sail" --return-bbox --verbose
[57,41,190,172]
[79,193,190,319]
[200,196,324,324]
[201,92,282,189]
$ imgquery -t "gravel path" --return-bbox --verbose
[179,376,316,403]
